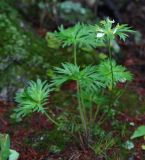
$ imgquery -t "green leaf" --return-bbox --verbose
[45,32,61,49]
[131,125,145,139]
[141,144,145,150]
[52,63,104,92]
[52,63,80,86]
[0,134,10,160]
[56,23,103,49]
[0,134,19,160]
[9,149,19,160]
[92,18,134,42]
[97,59,133,87]
[81,89,109,107]
[13,79,52,119]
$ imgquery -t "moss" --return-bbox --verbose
[26,130,70,153]
[0,1,54,94]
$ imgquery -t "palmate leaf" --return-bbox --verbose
[81,89,109,108]
[79,65,104,92]
[113,23,134,41]
[52,63,80,86]
[93,18,134,42]
[97,59,133,87]
[52,63,104,92]
[56,23,103,49]
[13,79,51,119]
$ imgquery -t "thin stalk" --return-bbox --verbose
[79,86,88,136]
[43,110,59,126]
[80,87,87,124]
[89,107,93,123]
[97,111,108,125]
[89,95,94,127]
[108,39,114,90]
[93,89,104,122]
[93,105,100,122]
[114,82,129,102]
[99,83,129,125]
[74,43,77,65]
[87,95,94,144]
[77,82,87,135]
[73,43,87,136]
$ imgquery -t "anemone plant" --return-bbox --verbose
[93,18,134,89]
[13,18,134,150]
[55,24,105,140]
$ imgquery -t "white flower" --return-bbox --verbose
[108,19,115,24]
[129,122,135,126]
[96,32,105,38]
[120,78,126,83]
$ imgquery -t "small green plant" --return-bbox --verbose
[13,18,134,153]
[12,79,58,125]
[0,133,19,160]
[90,133,116,156]
[131,125,145,139]
[93,18,133,90]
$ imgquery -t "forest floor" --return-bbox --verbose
[1,1,145,160]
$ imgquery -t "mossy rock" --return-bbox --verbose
[0,1,60,97]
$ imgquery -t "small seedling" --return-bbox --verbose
[0,133,19,160]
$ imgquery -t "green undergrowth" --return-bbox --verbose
[10,18,138,159]
[25,130,70,153]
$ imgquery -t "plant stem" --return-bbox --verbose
[80,86,88,134]
[44,110,59,126]
[88,95,94,125]
[73,43,88,138]
[77,82,88,135]
[97,111,108,125]
[74,43,77,65]
[93,105,100,122]
[108,39,114,90]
